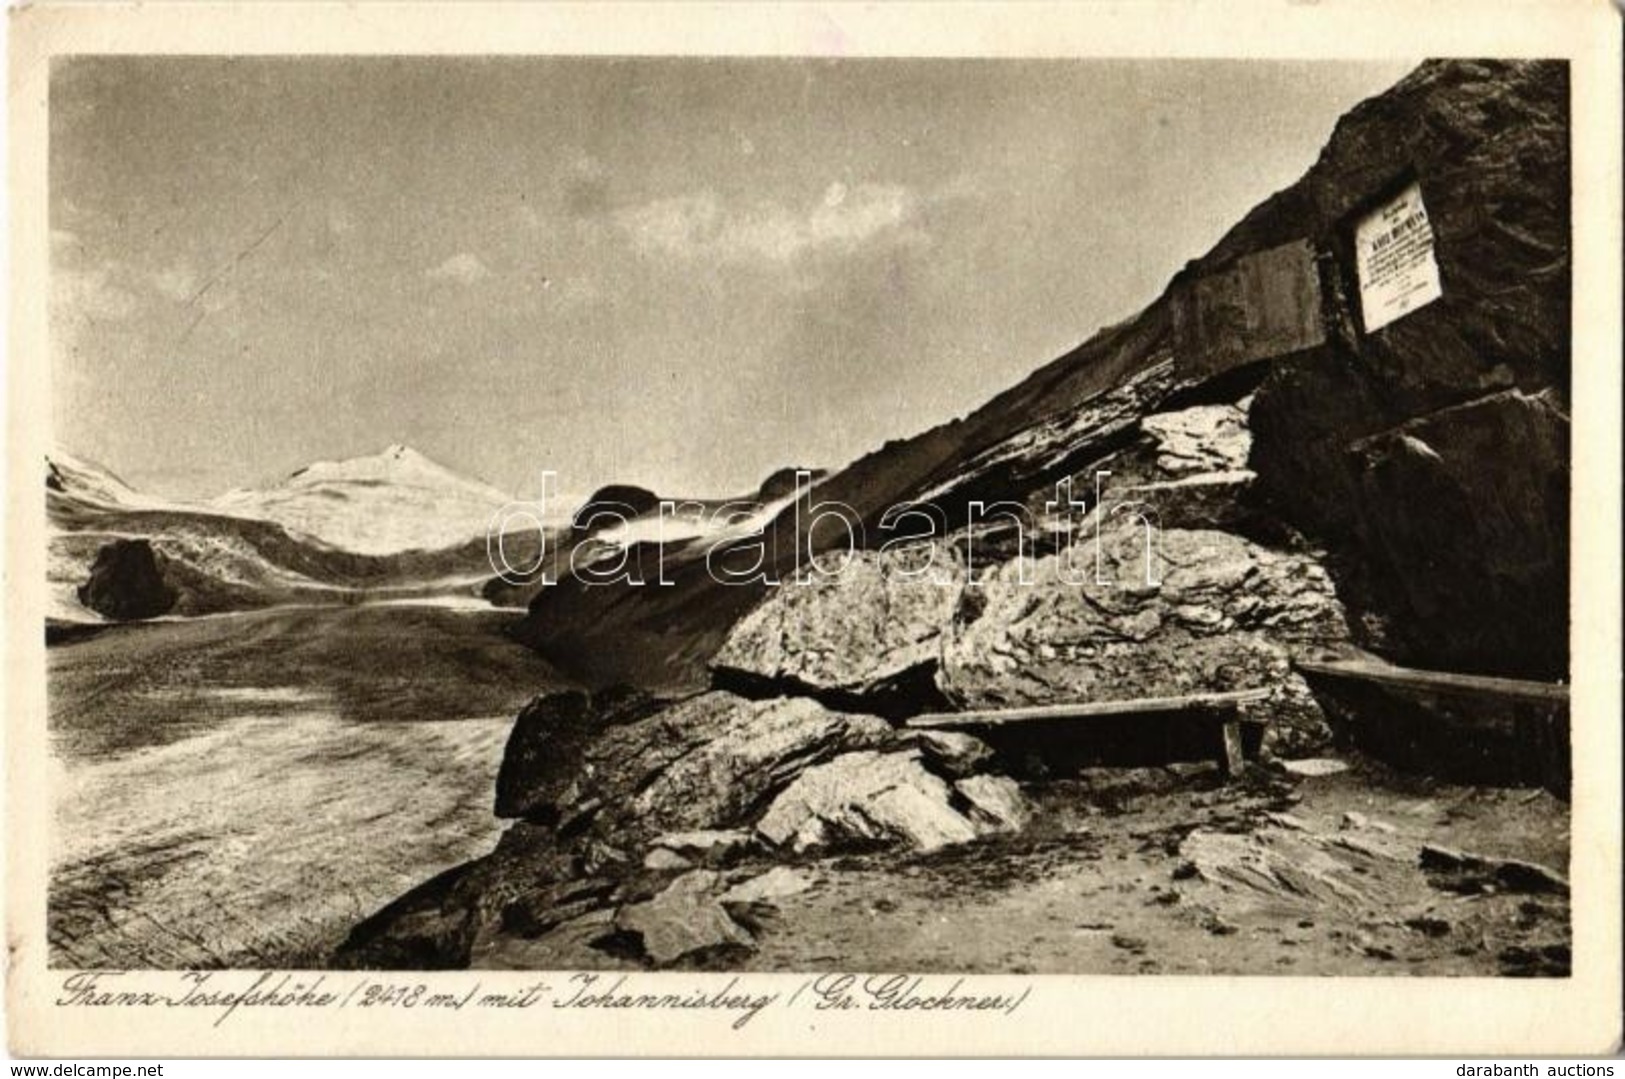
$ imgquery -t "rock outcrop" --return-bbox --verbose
[1140,403,1251,476]
[755,750,988,854]
[938,523,1347,714]
[76,539,178,620]
[496,689,893,839]
[338,671,1036,970]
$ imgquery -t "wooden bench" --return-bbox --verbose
[1294,653,1569,793]
[906,688,1273,778]
[1293,656,1568,704]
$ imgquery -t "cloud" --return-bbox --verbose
[426,252,491,286]
[326,202,356,236]
[151,265,199,302]
[51,230,140,325]
[561,152,612,218]
[614,181,924,266]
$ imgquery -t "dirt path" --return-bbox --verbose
[481,759,1570,976]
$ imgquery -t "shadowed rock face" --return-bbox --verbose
[1344,390,1568,677]
[77,539,178,620]
[1239,60,1570,678]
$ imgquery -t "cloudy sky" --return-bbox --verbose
[51,56,1414,500]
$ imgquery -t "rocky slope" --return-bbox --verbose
[341,60,1571,974]
[515,58,1568,691]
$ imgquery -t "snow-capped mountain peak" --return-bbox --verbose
[212,444,520,555]
[46,449,184,512]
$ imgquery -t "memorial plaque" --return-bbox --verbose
[1172,237,1326,379]
[1354,180,1443,332]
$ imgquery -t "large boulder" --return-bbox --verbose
[755,750,998,854]
[76,538,177,620]
[494,686,661,821]
[939,522,1347,707]
[937,521,1348,750]
[350,688,901,968]
[710,545,962,714]
[620,695,893,837]
[496,688,893,840]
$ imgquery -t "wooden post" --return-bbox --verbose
[1218,712,1246,779]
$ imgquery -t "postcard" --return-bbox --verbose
[7,0,1621,1057]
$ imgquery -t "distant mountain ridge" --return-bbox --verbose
[45,444,545,625]
[46,450,185,513]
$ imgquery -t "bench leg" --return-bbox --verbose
[1219,717,1246,780]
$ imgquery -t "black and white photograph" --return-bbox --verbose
[7,0,1622,1061]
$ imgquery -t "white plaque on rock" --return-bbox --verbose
[1354,180,1443,332]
